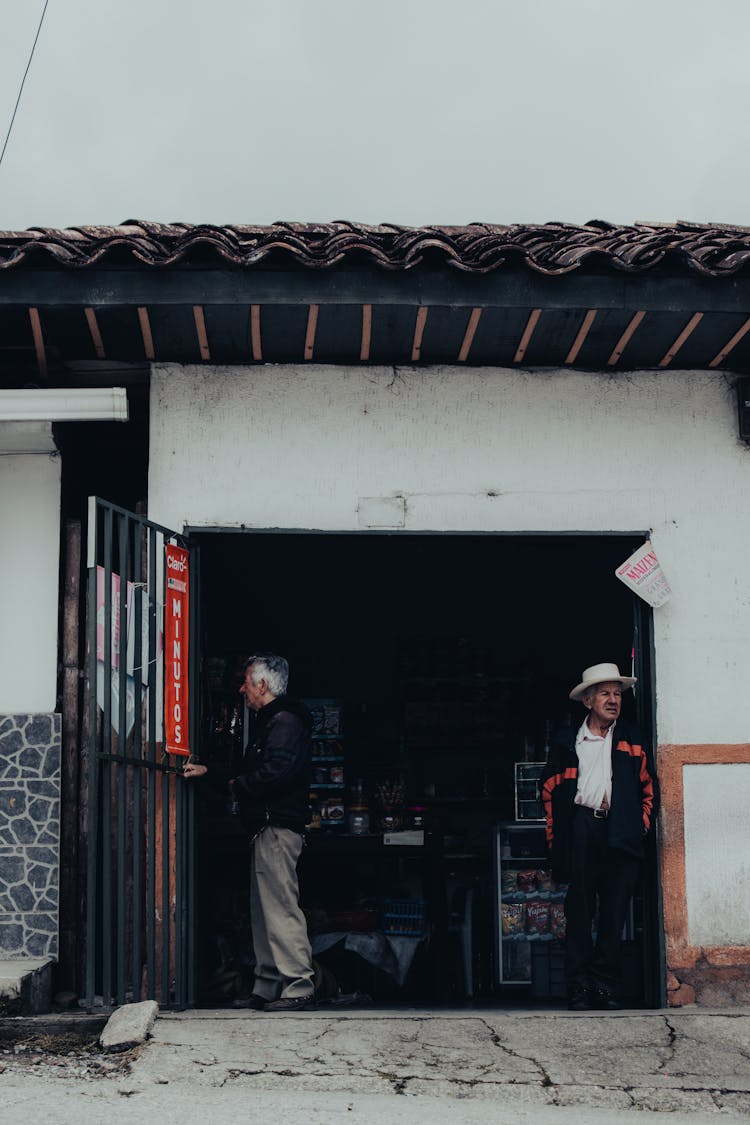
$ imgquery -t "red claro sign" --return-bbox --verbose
[165,543,190,757]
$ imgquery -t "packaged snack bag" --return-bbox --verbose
[501,902,526,936]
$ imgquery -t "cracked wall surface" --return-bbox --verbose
[0,714,60,958]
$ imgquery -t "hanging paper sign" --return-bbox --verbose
[164,543,190,756]
[615,540,672,608]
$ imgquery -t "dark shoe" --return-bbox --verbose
[590,985,621,1010]
[231,992,267,1010]
[263,993,316,1012]
[568,986,590,1011]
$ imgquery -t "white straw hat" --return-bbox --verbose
[569,662,636,702]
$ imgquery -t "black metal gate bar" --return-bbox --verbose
[175,765,184,1007]
[146,519,158,1001]
[184,543,200,1008]
[131,520,144,1003]
[161,741,170,1002]
[115,514,129,1004]
[100,505,113,1006]
[84,497,197,1008]
[85,508,99,1005]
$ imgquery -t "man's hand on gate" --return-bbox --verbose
[183,762,208,779]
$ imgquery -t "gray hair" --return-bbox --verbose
[244,652,289,697]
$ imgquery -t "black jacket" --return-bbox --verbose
[540,717,658,884]
[210,695,312,836]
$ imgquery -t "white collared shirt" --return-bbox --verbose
[574,718,613,810]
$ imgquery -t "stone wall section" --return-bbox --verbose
[0,714,60,958]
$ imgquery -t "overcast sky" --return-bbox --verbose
[1,0,749,232]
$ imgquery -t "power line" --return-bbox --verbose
[0,0,51,173]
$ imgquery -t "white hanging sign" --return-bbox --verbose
[615,540,672,607]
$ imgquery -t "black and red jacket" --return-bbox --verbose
[208,695,312,836]
[540,717,658,884]
[234,695,312,835]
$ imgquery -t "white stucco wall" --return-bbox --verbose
[148,363,750,746]
[684,764,750,946]
[0,436,61,713]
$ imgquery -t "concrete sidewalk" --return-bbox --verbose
[3,1004,750,1123]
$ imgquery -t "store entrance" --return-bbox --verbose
[193,532,660,1008]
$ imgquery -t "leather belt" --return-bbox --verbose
[577,805,609,819]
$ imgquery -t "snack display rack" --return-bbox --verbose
[305,699,345,829]
[493,823,566,987]
[514,762,546,821]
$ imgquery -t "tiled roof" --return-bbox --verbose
[2,219,750,276]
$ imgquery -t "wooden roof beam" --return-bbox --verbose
[304,305,319,361]
[137,307,155,360]
[7,269,750,316]
[565,309,597,365]
[360,304,372,362]
[608,310,646,366]
[411,307,428,362]
[193,305,210,361]
[710,316,750,368]
[514,309,541,364]
[659,312,703,367]
[28,307,47,379]
[84,307,106,359]
[250,305,262,361]
[458,308,482,363]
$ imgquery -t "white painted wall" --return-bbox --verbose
[0,433,61,713]
[149,363,750,745]
[684,764,750,946]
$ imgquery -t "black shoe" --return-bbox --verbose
[590,985,621,1010]
[264,993,316,1012]
[231,992,267,1010]
[568,986,590,1011]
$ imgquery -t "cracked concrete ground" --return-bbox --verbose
[2,1006,750,1123]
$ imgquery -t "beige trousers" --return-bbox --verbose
[249,825,314,1001]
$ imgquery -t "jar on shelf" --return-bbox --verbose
[407,805,427,830]
[379,807,403,832]
[347,806,370,835]
[347,778,370,835]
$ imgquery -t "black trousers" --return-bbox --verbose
[564,807,639,993]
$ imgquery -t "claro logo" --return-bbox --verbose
[167,554,187,572]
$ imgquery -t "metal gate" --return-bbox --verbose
[84,497,198,1008]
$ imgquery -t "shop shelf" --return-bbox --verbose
[382,899,428,937]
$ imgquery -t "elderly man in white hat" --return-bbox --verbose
[541,662,658,1011]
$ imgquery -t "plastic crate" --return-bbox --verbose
[382,899,428,937]
[530,940,566,998]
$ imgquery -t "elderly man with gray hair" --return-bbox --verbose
[184,652,315,1011]
[541,662,658,1011]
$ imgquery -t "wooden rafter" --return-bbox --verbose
[607,310,646,366]
[28,307,47,379]
[514,309,541,364]
[137,307,155,360]
[360,304,372,362]
[659,312,703,367]
[458,308,482,363]
[193,306,210,361]
[250,305,262,361]
[565,309,597,365]
[709,316,750,368]
[304,305,319,361]
[84,307,105,359]
[411,307,428,362]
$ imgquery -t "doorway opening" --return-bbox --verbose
[191,531,661,1008]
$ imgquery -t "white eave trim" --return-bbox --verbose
[0,387,129,422]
